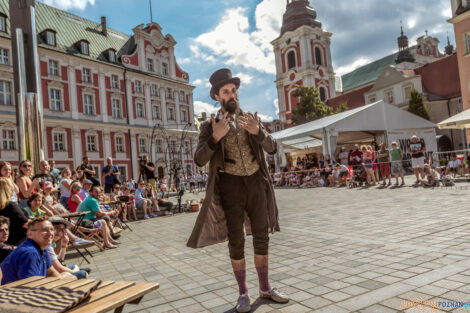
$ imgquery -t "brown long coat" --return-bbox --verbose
[186,115,280,248]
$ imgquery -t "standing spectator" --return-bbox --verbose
[59,167,73,209]
[103,157,121,194]
[1,216,74,285]
[16,160,40,209]
[371,145,380,183]
[0,178,29,246]
[32,160,57,190]
[135,181,156,219]
[0,216,14,263]
[139,155,157,192]
[49,160,60,184]
[0,161,19,203]
[409,135,426,185]
[390,141,405,186]
[337,147,349,166]
[68,182,84,213]
[377,143,392,186]
[79,156,99,187]
[195,172,203,191]
[362,145,376,186]
[189,175,195,191]
[350,144,363,169]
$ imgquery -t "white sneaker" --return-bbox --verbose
[144,214,149,219]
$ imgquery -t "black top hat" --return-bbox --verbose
[209,68,240,100]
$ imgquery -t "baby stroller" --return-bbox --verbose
[349,165,367,188]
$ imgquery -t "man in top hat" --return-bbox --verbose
[187,68,288,312]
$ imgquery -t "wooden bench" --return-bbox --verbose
[0,276,159,313]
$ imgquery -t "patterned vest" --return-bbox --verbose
[223,122,259,176]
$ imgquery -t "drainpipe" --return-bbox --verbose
[124,68,135,179]
[446,99,455,149]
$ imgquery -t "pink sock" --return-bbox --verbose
[234,270,248,295]
[256,266,271,292]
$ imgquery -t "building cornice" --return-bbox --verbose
[448,10,470,23]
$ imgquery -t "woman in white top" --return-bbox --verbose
[59,168,73,209]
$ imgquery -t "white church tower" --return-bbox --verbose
[271,0,335,127]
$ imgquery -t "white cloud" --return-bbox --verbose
[41,0,94,10]
[235,72,253,85]
[258,114,274,122]
[334,57,371,77]
[273,99,279,115]
[407,18,416,29]
[192,0,284,74]
[177,57,191,64]
[442,7,452,18]
[192,79,203,85]
[194,100,219,115]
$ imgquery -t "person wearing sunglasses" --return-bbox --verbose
[67,182,84,213]
[1,216,75,285]
[15,160,40,209]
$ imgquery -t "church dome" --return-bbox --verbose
[280,0,322,36]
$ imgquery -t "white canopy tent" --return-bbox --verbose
[437,108,470,129]
[272,100,437,168]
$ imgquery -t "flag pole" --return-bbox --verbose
[149,0,153,22]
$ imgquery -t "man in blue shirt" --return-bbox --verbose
[134,181,155,220]
[102,157,120,194]
[1,216,75,284]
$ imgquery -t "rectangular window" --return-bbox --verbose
[118,165,127,182]
[166,88,172,99]
[385,90,394,104]
[112,99,121,118]
[2,130,15,150]
[80,41,89,55]
[49,89,61,111]
[152,104,160,119]
[46,31,56,46]
[162,63,168,75]
[368,95,376,103]
[136,102,144,118]
[0,81,12,105]
[111,75,119,88]
[135,80,142,93]
[404,86,413,101]
[179,91,185,103]
[82,68,91,83]
[86,135,97,152]
[139,138,147,153]
[466,33,470,54]
[170,140,176,153]
[0,48,8,65]
[108,50,116,63]
[181,108,187,122]
[168,107,174,120]
[48,60,59,76]
[155,139,163,153]
[184,141,190,155]
[115,137,124,153]
[151,84,159,96]
[53,133,65,151]
[0,16,5,33]
[83,94,94,115]
[147,58,154,72]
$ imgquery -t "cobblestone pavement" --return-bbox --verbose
[66,178,470,312]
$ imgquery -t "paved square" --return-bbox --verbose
[66,181,470,312]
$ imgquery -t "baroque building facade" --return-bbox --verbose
[0,0,197,182]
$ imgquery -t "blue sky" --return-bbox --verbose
[40,0,455,121]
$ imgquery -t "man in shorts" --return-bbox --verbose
[390,141,405,186]
[409,135,426,184]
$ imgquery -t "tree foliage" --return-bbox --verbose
[407,89,430,120]
[335,101,348,114]
[291,86,333,125]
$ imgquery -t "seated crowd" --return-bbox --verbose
[0,156,175,285]
[271,141,468,188]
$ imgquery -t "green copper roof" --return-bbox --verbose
[340,52,399,92]
[0,0,132,62]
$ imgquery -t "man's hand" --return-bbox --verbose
[212,112,230,143]
[239,112,260,135]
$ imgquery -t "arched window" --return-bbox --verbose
[319,86,327,102]
[315,46,323,66]
[287,50,296,69]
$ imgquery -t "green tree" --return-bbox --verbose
[407,89,430,120]
[291,86,333,125]
[335,101,348,114]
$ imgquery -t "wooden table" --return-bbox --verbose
[0,276,159,313]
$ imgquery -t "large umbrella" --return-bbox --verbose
[438,109,470,129]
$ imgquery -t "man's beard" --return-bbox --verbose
[221,98,238,114]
